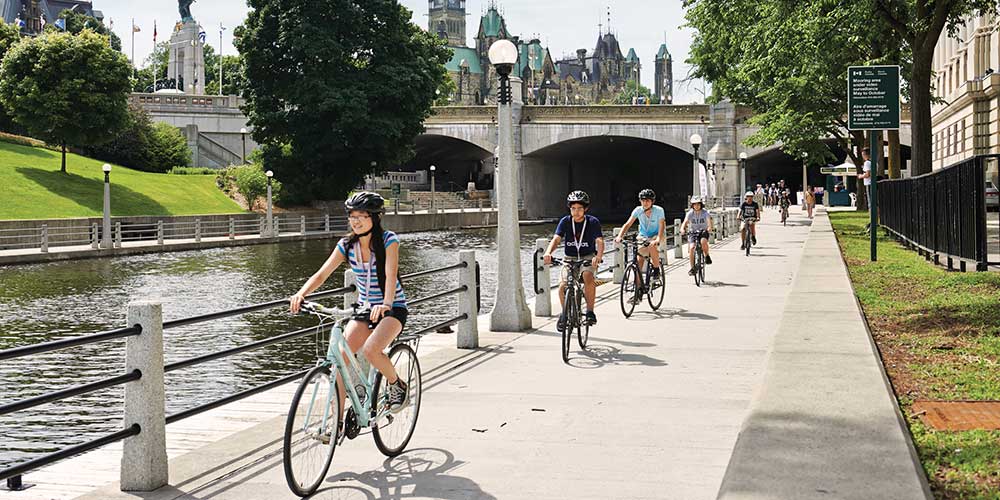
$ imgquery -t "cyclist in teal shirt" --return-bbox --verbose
[614,189,665,279]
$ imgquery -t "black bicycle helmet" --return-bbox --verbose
[638,189,656,201]
[344,191,385,214]
[566,190,590,207]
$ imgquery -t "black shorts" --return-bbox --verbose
[352,306,408,330]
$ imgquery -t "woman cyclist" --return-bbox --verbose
[289,192,410,424]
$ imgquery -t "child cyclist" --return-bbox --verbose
[289,192,410,432]
[543,190,605,332]
[614,188,665,280]
[739,191,762,249]
[680,196,713,275]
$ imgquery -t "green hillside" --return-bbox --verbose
[1,141,241,220]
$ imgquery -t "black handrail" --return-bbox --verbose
[165,326,317,373]
[0,325,142,362]
[0,424,140,483]
[398,313,468,343]
[164,285,355,329]
[166,370,309,424]
[0,370,142,416]
[399,261,467,281]
[407,285,468,307]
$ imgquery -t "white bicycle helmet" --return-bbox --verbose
[690,196,704,206]
[745,191,754,198]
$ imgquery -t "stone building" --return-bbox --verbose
[0,0,102,33]
[554,31,641,104]
[931,13,999,182]
[654,43,673,104]
[432,0,556,105]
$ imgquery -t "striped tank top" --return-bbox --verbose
[336,231,407,308]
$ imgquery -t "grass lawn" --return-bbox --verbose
[830,211,1000,500]
[1,141,242,220]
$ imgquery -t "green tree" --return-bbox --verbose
[0,20,21,133]
[147,123,191,171]
[84,103,154,170]
[0,30,131,173]
[434,75,457,106]
[237,0,451,203]
[50,10,122,51]
[611,80,654,105]
[205,54,247,96]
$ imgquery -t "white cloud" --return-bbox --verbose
[101,0,709,103]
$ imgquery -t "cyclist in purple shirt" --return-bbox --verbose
[543,190,604,332]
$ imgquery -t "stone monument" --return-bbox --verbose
[167,0,206,95]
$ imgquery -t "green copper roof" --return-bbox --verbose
[626,48,639,62]
[656,43,671,60]
[515,41,546,75]
[444,46,483,74]
[480,8,504,37]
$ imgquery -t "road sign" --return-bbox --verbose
[848,65,900,130]
[391,183,401,197]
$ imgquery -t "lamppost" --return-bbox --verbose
[739,152,748,193]
[488,38,531,332]
[690,134,703,201]
[101,164,112,249]
[265,170,274,237]
[801,152,809,210]
[429,164,437,214]
[240,127,247,164]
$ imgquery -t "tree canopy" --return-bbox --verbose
[49,10,122,51]
[0,30,132,172]
[237,0,451,203]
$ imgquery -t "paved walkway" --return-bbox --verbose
[6,208,929,499]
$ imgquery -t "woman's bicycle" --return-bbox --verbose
[780,204,789,225]
[618,234,666,318]
[551,257,591,363]
[283,301,422,497]
[685,231,708,287]
[741,219,758,256]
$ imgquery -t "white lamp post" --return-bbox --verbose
[801,152,809,209]
[265,170,274,237]
[739,152,748,194]
[690,134,703,200]
[240,127,248,163]
[488,39,531,331]
[101,164,112,249]
[429,165,437,213]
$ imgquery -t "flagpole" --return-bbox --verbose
[131,17,135,80]
[219,24,223,96]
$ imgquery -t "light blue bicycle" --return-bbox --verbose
[283,301,422,497]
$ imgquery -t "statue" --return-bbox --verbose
[179,0,195,23]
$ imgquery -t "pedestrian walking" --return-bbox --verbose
[805,185,816,219]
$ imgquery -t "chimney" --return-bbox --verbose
[576,49,586,63]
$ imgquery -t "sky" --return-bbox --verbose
[104,0,709,104]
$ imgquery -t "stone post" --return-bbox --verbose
[613,228,625,284]
[457,250,479,349]
[121,301,167,491]
[40,224,48,253]
[259,217,265,237]
[114,222,122,248]
[324,214,331,233]
[344,269,359,309]
[674,218,683,259]
[157,221,164,245]
[91,223,99,249]
[490,75,531,331]
[273,216,280,237]
[229,218,235,240]
[534,238,552,317]
[300,215,306,234]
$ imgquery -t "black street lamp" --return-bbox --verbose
[739,152,748,192]
[240,127,247,164]
[690,134,703,200]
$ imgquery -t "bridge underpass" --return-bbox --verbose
[522,136,693,221]
[745,141,912,195]
[400,135,495,191]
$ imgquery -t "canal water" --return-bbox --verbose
[0,223,613,470]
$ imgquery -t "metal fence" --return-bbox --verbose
[0,253,480,491]
[878,154,995,271]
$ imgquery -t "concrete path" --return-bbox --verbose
[73,209,810,500]
[717,208,931,499]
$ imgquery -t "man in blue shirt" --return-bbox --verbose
[614,188,665,280]
[543,190,604,331]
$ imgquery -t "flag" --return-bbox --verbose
[133,23,140,33]
[53,18,65,31]
[220,22,226,34]
[198,29,206,44]
[153,20,157,42]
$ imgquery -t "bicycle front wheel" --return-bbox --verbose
[283,365,339,497]
[577,285,589,350]
[562,286,574,363]
[693,254,702,287]
[619,263,638,318]
[372,342,423,457]
[647,262,665,310]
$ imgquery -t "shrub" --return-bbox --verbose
[168,166,217,175]
[146,122,191,172]
[230,164,281,209]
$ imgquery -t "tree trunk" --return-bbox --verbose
[888,129,901,179]
[909,51,934,176]
[61,142,66,173]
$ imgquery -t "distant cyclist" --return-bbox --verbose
[779,188,791,222]
[680,196,713,276]
[739,191,761,249]
[543,190,604,331]
[614,189,665,280]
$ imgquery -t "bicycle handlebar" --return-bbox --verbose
[300,301,359,318]
[548,257,593,267]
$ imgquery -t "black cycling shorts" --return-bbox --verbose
[352,306,408,330]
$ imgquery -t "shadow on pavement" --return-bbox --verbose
[703,280,749,288]
[568,344,668,369]
[528,328,657,348]
[627,307,718,321]
[322,448,496,500]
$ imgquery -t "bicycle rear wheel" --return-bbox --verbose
[619,263,638,318]
[647,261,665,310]
[283,365,339,497]
[372,343,422,457]
[562,286,573,363]
[577,284,589,350]
[746,234,752,256]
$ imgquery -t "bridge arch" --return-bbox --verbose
[399,133,496,191]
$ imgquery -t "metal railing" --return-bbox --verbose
[0,252,480,491]
[0,214,348,253]
[387,197,499,214]
[878,155,993,271]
